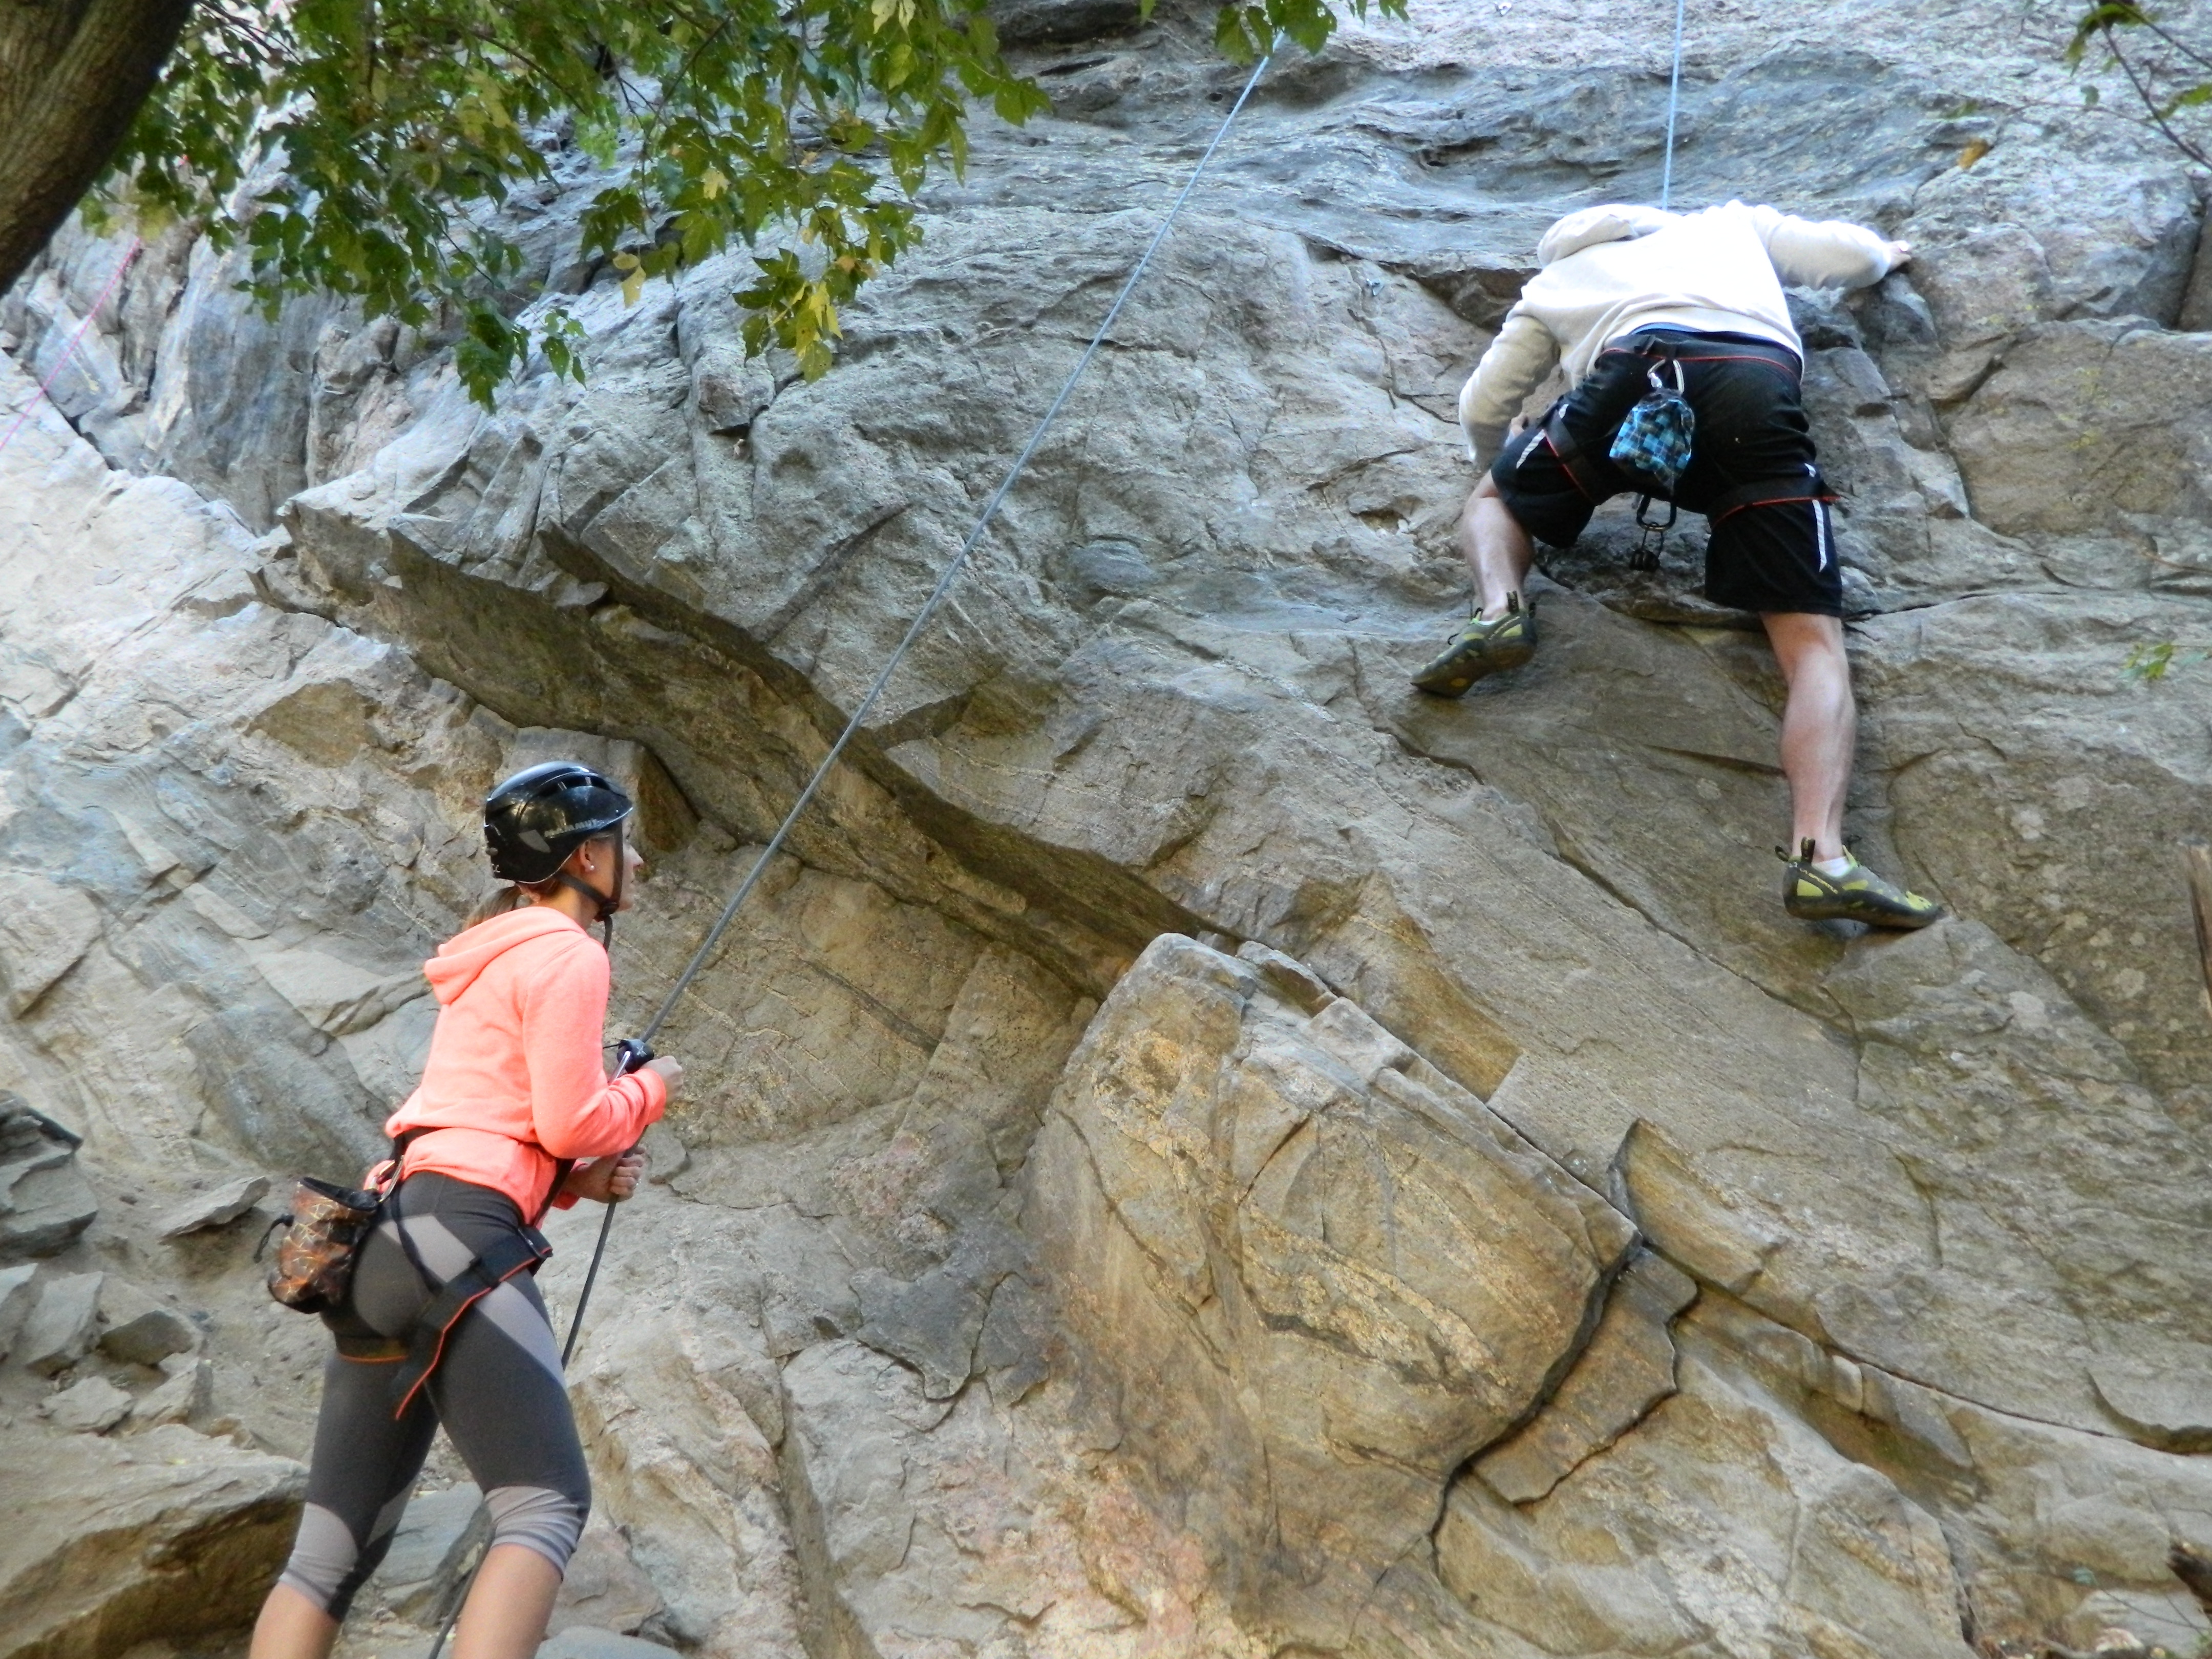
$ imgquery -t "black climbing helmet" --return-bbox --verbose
[483,761,634,885]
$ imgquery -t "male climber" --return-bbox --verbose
[1412,200,1942,929]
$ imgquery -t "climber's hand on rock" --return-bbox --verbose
[1885,239,1913,270]
[565,1150,648,1204]
[645,1055,684,1098]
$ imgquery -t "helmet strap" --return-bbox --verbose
[603,820,625,953]
[551,823,625,950]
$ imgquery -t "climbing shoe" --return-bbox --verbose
[1411,593,1536,697]
[1778,839,1945,929]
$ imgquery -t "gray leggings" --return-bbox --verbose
[276,1172,590,1620]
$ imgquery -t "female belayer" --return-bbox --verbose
[249,761,684,1659]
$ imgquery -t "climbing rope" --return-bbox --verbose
[424,41,1282,1659]
[635,50,1281,1060]
[1658,0,1687,208]
[0,238,141,461]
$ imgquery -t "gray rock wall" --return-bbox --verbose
[4,1,2212,1654]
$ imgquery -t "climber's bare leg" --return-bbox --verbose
[1761,611,1854,862]
[450,1542,563,1659]
[1460,474,1536,621]
[246,1546,559,1659]
[248,1586,337,1659]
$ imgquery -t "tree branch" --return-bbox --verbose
[2133,12,2212,75]
[2103,22,2212,166]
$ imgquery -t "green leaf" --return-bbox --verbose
[1215,4,1257,62]
[98,0,1381,408]
[2122,641,2209,683]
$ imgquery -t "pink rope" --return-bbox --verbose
[0,238,143,459]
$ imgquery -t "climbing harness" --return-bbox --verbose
[385,1174,557,1417]
[1704,464,1841,579]
[0,238,141,461]
[420,38,1287,1659]
[1542,332,1825,573]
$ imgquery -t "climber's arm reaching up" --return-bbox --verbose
[1752,205,1906,291]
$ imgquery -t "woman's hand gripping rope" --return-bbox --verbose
[560,1054,681,1204]
[562,1149,648,1203]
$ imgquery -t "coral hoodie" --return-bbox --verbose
[1457,201,1899,467]
[385,906,666,1221]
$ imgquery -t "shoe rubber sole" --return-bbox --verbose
[1410,633,1535,698]
[1783,895,1943,928]
[1783,873,1944,929]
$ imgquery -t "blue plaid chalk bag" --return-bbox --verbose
[1608,354,1694,495]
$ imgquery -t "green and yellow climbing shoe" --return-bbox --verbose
[1411,593,1536,697]
[1779,839,1945,929]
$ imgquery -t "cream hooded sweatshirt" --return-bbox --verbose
[1456,200,1899,466]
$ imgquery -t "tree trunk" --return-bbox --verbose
[0,0,195,297]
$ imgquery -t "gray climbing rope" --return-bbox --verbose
[1659,0,1687,208]
[631,42,1280,1058]
[423,41,1282,1659]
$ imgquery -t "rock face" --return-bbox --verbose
[4,0,2212,1654]
[0,1426,303,1658]
[1473,1249,1697,1505]
[1031,934,1635,1647]
[0,1099,97,1260]
[158,1175,271,1240]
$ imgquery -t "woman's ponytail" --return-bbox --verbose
[462,863,586,930]
[463,885,526,928]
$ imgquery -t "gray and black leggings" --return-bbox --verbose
[276,1172,589,1620]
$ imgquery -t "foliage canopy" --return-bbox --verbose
[98,0,1399,405]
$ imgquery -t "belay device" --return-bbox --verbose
[1608,348,1695,571]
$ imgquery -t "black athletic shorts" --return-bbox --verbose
[1490,328,1844,616]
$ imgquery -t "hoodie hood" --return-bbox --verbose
[425,906,587,1004]
[1537,204,1678,267]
